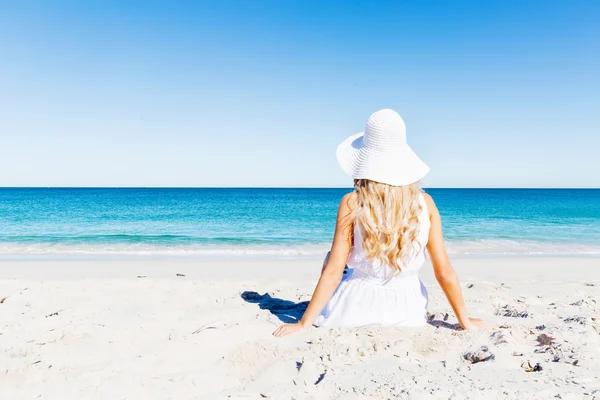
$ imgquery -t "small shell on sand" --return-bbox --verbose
[521,360,543,372]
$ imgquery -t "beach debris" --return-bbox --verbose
[45,311,60,318]
[512,351,524,356]
[467,284,474,289]
[176,273,185,277]
[546,345,580,365]
[534,334,579,365]
[296,360,303,372]
[192,324,217,334]
[570,298,595,307]
[0,296,7,304]
[536,325,546,330]
[427,313,436,321]
[32,360,41,365]
[491,331,509,345]
[463,346,495,364]
[535,345,556,354]
[260,394,268,398]
[584,283,596,286]
[443,313,449,321]
[496,305,529,318]
[136,275,147,278]
[536,333,555,346]
[499,324,511,329]
[521,360,543,372]
[564,316,588,325]
[314,371,326,385]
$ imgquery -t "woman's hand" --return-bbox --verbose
[460,317,490,330]
[273,322,307,337]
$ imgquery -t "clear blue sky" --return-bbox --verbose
[1,1,598,188]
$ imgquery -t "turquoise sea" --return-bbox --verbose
[0,188,599,258]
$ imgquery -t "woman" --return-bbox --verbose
[273,109,486,337]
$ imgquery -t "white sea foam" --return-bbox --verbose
[0,240,599,259]
[445,239,600,255]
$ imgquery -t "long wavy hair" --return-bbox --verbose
[351,179,423,273]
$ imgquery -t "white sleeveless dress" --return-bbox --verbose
[315,193,431,328]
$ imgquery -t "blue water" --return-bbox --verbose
[0,188,599,257]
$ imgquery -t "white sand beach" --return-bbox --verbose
[1,256,599,399]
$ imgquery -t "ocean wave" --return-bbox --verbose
[0,242,330,258]
[0,234,303,244]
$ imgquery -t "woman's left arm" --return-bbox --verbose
[273,193,354,337]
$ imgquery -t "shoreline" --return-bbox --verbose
[1,256,599,281]
[2,252,600,262]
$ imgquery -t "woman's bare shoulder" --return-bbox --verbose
[339,191,358,213]
[421,191,438,215]
[340,190,357,204]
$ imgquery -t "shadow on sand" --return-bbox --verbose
[242,290,461,330]
[427,319,462,330]
[241,291,308,324]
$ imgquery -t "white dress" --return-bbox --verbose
[315,193,431,328]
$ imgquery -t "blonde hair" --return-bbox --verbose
[352,179,423,273]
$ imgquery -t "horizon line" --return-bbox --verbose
[1,186,599,190]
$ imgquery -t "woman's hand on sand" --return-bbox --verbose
[273,322,307,337]
[460,317,490,330]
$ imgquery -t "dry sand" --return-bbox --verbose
[0,257,599,399]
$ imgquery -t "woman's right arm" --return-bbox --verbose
[272,192,354,337]
[423,193,486,330]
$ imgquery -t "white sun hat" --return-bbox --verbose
[336,109,429,186]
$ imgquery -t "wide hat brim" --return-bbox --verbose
[336,132,430,186]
